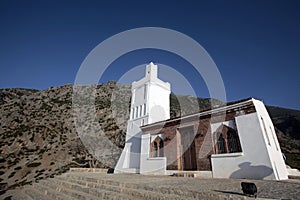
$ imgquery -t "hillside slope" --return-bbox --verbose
[267,106,300,140]
[266,106,300,168]
[0,82,129,190]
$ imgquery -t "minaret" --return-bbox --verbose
[115,62,170,173]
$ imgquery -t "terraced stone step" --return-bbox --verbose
[1,188,33,200]
[60,173,186,198]
[39,176,136,200]
[23,186,54,200]
[60,172,248,200]
[166,170,213,178]
[55,175,192,200]
[69,168,108,173]
[54,176,141,199]
[35,179,98,200]
[71,172,285,200]
[4,170,298,199]
[31,181,74,200]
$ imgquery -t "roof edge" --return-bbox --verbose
[141,97,257,130]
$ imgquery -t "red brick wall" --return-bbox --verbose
[144,102,256,171]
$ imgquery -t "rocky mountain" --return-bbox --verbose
[0,82,129,190]
[0,82,299,190]
[266,106,300,169]
[267,106,300,140]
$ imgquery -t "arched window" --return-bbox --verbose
[217,133,226,153]
[150,136,164,157]
[214,124,242,154]
[159,140,164,157]
[227,131,239,153]
[153,141,158,157]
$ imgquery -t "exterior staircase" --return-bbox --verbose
[3,172,207,200]
[2,168,298,200]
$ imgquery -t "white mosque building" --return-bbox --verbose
[115,62,288,180]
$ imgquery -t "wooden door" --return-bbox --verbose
[179,126,197,170]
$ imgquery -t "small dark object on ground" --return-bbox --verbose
[241,182,257,198]
[107,168,114,174]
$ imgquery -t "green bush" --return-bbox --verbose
[26,162,41,168]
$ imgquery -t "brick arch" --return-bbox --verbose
[150,136,164,157]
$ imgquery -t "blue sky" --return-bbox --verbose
[0,0,299,110]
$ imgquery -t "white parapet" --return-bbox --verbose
[211,98,288,180]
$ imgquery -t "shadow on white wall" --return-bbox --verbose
[230,162,273,179]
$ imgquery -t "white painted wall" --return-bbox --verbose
[140,134,167,174]
[211,99,288,180]
[139,64,170,174]
[148,83,170,124]
[252,99,288,180]
[115,62,170,174]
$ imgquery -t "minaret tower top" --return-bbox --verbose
[146,62,158,79]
